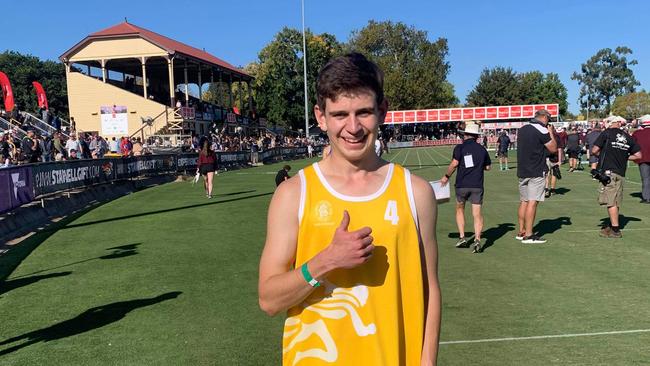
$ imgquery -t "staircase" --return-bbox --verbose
[0,116,27,139]
[22,112,70,138]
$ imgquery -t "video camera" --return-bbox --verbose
[590,169,611,185]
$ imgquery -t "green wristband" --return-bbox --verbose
[301,263,320,287]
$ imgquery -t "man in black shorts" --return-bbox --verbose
[441,121,491,253]
[496,131,511,171]
[566,128,581,172]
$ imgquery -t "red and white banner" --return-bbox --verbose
[32,81,49,110]
[0,71,15,112]
[384,103,559,125]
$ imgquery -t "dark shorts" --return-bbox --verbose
[497,150,508,158]
[567,149,580,159]
[456,187,484,205]
[589,155,599,165]
[199,163,215,175]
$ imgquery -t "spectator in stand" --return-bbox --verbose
[197,140,217,198]
[79,133,92,159]
[1,133,11,167]
[120,137,132,156]
[68,149,79,159]
[41,133,53,162]
[109,137,119,153]
[132,138,143,156]
[632,116,650,203]
[65,133,81,158]
[70,117,76,131]
[274,165,291,187]
[22,128,41,163]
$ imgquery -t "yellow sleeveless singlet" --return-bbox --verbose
[283,162,425,366]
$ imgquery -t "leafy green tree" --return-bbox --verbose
[466,67,519,107]
[571,46,639,115]
[611,91,650,119]
[248,27,342,130]
[347,20,457,110]
[0,51,68,117]
[467,68,568,116]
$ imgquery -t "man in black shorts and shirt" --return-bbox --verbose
[441,121,491,253]
[497,131,511,171]
[545,127,562,198]
[275,165,291,187]
[516,110,557,244]
[585,125,602,170]
[566,129,581,172]
[591,117,642,238]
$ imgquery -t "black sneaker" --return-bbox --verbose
[544,189,551,198]
[522,235,547,244]
[455,237,470,248]
[472,239,483,253]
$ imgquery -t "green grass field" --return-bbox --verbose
[1,146,649,365]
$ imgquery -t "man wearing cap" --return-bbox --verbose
[441,121,491,253]
[592,116,642,238]
[516,109,557,244]
[632,116,650,203]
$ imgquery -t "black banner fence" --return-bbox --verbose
[1,147,308,210]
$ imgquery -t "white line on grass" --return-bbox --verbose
[440,329,650,345]
[402,149,411,166]
[430,147,451,162]
[627,180,641,185]
[388,149,403,162]
[422,148,439,165]
[567,228,650,233]
[416,149,422,168]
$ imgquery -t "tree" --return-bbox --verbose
[466,68,568,116]
[611,91,650,120]
[466,67,519,107]
[347,20,457,110]
[250,27,342,130]
[571,46,639,115]
[0,51,68,117]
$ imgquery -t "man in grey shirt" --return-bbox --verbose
[585,125,602,170]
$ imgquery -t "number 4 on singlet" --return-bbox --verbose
[384,200,399,225]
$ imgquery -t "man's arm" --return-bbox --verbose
[544,125,558,154]
[440,159,459,186]
[410,175,441,366]
[629,151,642,161]
[258,177,374,316]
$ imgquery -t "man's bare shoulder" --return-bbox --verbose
[271,172,302,208]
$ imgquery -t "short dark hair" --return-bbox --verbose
[283,165,291,171]
[316,52,384,111]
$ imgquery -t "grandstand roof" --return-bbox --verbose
[60,21,250,79]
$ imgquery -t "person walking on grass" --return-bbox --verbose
[496,130,511,170]
[632,116,650,203]
[258,53,441,365]
[197,140,217,198]
[441,121,491,253]
[516,109,557,244]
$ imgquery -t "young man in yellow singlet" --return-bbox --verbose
[258,53,441,366]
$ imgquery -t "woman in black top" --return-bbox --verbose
[197,140,217,198]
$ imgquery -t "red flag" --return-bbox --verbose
[0,71,15,112]
[32,81,49,110]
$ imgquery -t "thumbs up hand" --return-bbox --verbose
[321,210,374,270]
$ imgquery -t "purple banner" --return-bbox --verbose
[0,166,34,214]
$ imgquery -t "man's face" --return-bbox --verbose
[314,90,387,162]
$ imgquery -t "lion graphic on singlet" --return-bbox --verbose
[283,283,376,365]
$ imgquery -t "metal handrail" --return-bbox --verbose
[23,112,69,138]
[0,117,27,139]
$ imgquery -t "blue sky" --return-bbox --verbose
[2,0,648,114]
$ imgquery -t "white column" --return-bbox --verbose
[168,57,175,107]
[183,60,189,105]
[141,57,148,99]
[101,59,107,82]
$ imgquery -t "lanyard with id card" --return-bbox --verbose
[464,153,475,168]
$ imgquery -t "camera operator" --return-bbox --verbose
[591,116,642,238]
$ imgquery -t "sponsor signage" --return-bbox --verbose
[383,104,559,124]
[0,166,34,213]
[100,105,128,136]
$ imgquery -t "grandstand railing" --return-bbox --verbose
[0,146,308,214]
[23,112,70,138]
[0,117,27,139]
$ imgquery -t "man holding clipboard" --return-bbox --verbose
[440,121,491,253]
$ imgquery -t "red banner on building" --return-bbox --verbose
[0,71,15,112]
[32,81,49,110]
[383,104,559,124]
